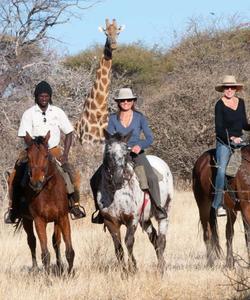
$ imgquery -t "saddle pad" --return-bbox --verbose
[153,167,164,181]
[134,165,164,191]
[225,148,242,177]
[55,162,74,194]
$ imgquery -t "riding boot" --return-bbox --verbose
[91,210,104,224]
[68,190,86,219]
[152,202,168,220]
[91,191,104,224]
[90,166,104,224]
[4,169,17,224]
[61,162,86,219]
[4,208,17,224]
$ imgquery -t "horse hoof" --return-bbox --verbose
[128,265,138,275]
[67,267,75,276]
[157,263,166,276]
[29,266,39,274]
[53,264,64,276]
[226,259,234,269]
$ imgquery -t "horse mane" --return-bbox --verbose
[33,136,46,145]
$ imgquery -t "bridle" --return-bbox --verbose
[104,146,134,192]
[28,142,53,192]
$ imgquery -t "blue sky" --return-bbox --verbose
[49,0,250,55]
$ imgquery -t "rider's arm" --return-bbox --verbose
[61,132,73,163]
[137,114,153,150]
[18,110,33,138]
[215,100,228,143]
[58,108,74,164]
[107,114,116,134]
[242,99,250,131]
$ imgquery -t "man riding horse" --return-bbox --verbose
[5,81,86,223]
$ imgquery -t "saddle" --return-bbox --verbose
[213,142,247,206]
[54,159,74,194]
[225,148,242,177]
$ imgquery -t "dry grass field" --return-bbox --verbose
[0,191,249,300]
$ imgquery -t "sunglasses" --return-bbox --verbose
[224,86,237,90]
[118,99,134,103]
[42,111,47,123]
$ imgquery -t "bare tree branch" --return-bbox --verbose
[0,0,102,96]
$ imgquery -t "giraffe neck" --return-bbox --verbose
[75,39,112,144]
[104,38,112,60]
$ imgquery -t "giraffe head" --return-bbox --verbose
[99,18,124,50]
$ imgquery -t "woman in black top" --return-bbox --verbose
[213,75,250,216]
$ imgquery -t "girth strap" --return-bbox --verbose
[224,177,240,205]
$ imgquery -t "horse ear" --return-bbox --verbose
[123,130,133,144]
[44,131,50,145]
[25,132,33,146]
[103,129,112,141]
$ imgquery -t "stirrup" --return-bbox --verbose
[217,207,227,217]
[91,210,104,224]
[4,209,18,224]
[69,204,86,220]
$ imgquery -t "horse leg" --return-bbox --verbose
[141,219,166,274]
[125,225,137,273]
[52,222,63,273]
[198,200,220,267]
[226,210,237,268]
[22,218,38,270]
[156,218,168,274]
[105,220,125,271]
[58,216,75,274]
[242,213,250,264]
[34,217,50,273]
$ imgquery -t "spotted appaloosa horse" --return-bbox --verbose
[193,148,250,268]
[12,132,75,273]
[94,131,173,274]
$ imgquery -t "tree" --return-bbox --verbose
[0,0,101,97]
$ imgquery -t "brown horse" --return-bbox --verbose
[193,148,250,267]
[13,132,75,273]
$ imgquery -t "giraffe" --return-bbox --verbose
[75,18,124,144]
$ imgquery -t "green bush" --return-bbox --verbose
[63,42,174,86]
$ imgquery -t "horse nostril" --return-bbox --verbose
[29,179,43,191]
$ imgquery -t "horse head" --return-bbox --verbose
[103,129,132,190]
[25,131,50,192]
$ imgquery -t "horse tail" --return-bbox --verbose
[192,156,222,259]
[14,218,23,233]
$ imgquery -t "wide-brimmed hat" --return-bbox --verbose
[215,75,244,92]
[114,88,137,101]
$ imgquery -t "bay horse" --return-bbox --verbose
[193,148,250,267]
[94,130,173,274]
[12,131,75,273]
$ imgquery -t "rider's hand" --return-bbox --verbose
[131,145,141,154]
[231,137,242,144]
[59,154,68,165]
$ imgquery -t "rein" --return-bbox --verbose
[225,146,250,204]
[103,152,134,192]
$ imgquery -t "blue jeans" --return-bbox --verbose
[212,141,231,209]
